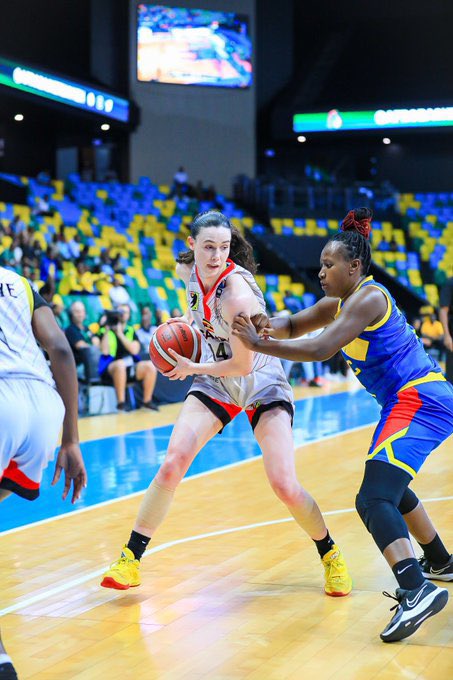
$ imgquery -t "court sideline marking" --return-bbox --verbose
[1,421,378,538]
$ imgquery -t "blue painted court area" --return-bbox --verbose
[1,390,380,532]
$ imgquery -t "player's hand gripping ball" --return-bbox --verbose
[149,321,202,374]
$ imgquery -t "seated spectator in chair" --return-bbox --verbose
[99,303,158,411]
[40,246,60,281]
[109,274,131,308]
[71,259,96,295]
[419,306,444,361]
[40,278,68,328]
[65,301,100,382]
[136,306,158,359]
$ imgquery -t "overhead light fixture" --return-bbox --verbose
[14,113,24,121]
[297,135,307,143]
[101,123,110,131]
[383,137,391,145]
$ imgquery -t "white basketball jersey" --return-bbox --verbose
[187,260,272,371]
[0,267,55,387]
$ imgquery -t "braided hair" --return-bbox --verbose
[177,209,258,274]
[329,207,372,274]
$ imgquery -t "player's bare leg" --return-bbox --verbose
[101,396,222,589]
[255,407,352,596]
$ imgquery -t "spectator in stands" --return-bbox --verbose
[109,274,131,308]
[65,301,100,381]
[17,232,33,263]
[31,239,43,262]
[40,246,60,281]
[419,306,444,361]
[53,231,72,261]
[136,306,158,358]
[40,279,67,328]
[8,215,27,235]
[11,236,23,267]
[33,194,54,217]
[100,249,114,276]
[283,289,303,314]
[170,166,189,198]
[99,303,158,411]
[68,233,82,260]
[111,252,126,275]
[72,260,96,295]
[440,275,453,382]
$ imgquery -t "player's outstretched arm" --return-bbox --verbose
[32,306,87,502]
[252,296,339,339]
[232,287,386,362]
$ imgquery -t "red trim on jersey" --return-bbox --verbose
[0,460,39,490]
[195,259,236,322]
[373,387,422,449]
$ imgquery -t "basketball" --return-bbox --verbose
[149,321,202,374]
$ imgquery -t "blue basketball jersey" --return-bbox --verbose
[337,276,444,406]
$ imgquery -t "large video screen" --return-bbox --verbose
[137,4,252,88]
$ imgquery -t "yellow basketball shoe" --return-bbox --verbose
[322,544,352,597]
[101,546,141,590]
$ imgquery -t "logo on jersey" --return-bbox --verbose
[202,318,216,335]
[190,292,200,311]
[216,280,226,298]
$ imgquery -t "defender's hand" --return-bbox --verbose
[51,442,87,504]
[232,313,261,349]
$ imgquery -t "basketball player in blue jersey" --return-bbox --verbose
[232,207,453,643]
[102,210,353,598]
[0,267,87,680]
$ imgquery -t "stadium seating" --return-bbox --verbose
[268,214,429,303]
[0,174,308,319]
[398,192,453,302]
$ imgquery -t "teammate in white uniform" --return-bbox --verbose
[101,210,352,597]
[0,267,87,680]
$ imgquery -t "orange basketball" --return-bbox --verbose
[149,321,202,374]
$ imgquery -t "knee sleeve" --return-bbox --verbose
[355,491,409,552]
[355,461,412,553]
[397,487,419,515]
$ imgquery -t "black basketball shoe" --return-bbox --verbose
[380,581,448,643]
[418,554,453,582]
[0,660,19,679]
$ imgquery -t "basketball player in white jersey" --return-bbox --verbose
[101,210,352,597]
[0,267,87,680]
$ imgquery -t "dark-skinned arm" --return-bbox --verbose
[32,306,87,503]
[232,287,387,362]
[254,296,339,339]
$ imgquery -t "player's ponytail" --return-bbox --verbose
[176,209,258,274]
[229,227,257,274]
[329,207,373,274]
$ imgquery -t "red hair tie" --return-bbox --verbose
[341,210,372,240]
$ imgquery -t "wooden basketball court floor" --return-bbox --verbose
[1,383,452,679]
